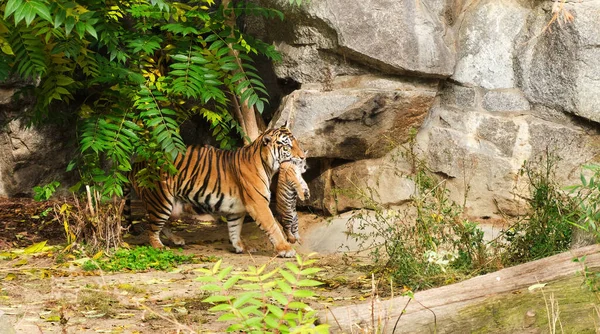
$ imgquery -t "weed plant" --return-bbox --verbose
[346,133,492,290]
[82,246,195,271]
[501,152,578,264]
[567,163,600,244]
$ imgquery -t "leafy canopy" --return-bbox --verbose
[1,0,299,196]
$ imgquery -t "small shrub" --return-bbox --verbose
[501,152,578,264]
[198,254,329,333]
[346,134,492,290]
[33,181,60,201]
[567,163,600,243]
[82,246,195,271]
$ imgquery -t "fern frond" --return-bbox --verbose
[135,85,185,160]
[9,26,48,78]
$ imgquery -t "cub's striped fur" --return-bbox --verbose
[275,158,309,244]
[127,126,305,257]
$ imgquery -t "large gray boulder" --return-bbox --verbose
[515,1,600,123]
[252,0,456,82]
[452,0,530,89]
[270,75,438,160]
[419,86,600,218]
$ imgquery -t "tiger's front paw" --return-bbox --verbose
[275,242,296,258]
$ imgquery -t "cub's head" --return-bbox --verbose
[260,124,305,172]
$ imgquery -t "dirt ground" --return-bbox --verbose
[0,197,375,333]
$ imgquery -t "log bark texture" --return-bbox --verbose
[320,245,600,333]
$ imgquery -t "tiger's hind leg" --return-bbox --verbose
[226,215,247,253]
[143,192,175,249]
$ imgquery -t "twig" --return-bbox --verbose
[392,297,412,333]
[326,306,344,331]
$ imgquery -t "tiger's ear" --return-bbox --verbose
[262,134,272,146]
[282,120,289,129]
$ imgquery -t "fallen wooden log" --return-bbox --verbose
[320,244,600,333]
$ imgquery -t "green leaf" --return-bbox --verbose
[232,291,259,308]
[287,301,308,309]
[292,289,315,298]
[269,290,288,305]
[276,280,293,294]
[4,0,22,19]
[279,270,297,284]
[30,1,53,22]
[266,304,284,319]
[209,304,231,312]
[65,16,75,36]
[217,313,238,321]
[297,279,322,287]
[85,24,98,39]
[299,267,322,275]
[1,44,14,55]
[223,275,241,290]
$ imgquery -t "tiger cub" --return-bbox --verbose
[275,158,309,244]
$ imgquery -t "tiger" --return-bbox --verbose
[275,158,309,244]
[126,125,305,257]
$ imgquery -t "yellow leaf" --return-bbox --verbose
[60,203,72,214]
[0,252,16,260]
[1,44,14,55]
[15,258,28,266]
[40,270,52,279]
[44,315,61,322]
[24,240,47,254]
[4,273,16,281]
[92,251,104,260]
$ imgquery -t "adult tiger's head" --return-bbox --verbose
[259,124,305,173]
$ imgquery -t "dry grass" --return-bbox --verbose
[54,186,124,253]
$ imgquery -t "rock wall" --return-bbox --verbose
[0,86,77,197]
[2,0,600,219]
[256,0,600,218]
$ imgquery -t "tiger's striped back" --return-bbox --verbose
[126,126,305,257]
[275,158,309,244]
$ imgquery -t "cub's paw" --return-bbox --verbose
[285,231,297,244]
[304,189,310,200]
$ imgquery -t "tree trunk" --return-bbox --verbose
[223,0,260,142]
